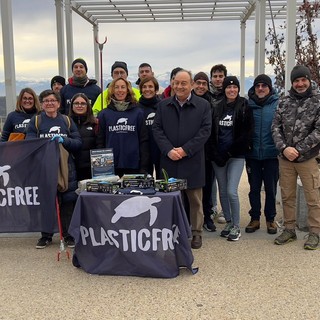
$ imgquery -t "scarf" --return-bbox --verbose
[139,95,159,108]
[70,76,89,87]
[111,98,130,111]
[289,85,312,100]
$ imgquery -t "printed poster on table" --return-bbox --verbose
[90,148,114,178]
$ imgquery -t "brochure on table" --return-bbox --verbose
[90,148,114,178]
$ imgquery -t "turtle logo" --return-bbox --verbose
[0,165,11,187]
[117,118,128,125]
[111,196,161,226]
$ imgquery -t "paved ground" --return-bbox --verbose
[1,173,319,320]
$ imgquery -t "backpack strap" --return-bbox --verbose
[35,115,41,137]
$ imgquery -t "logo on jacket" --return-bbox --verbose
[15,119,31,129]
[220,114,233,127]
[117,118,128,125]
[0,165,11,187]
[111,196,161,226]
[49,126,61,134]
[109,117,136,133]
[146,112,156,126]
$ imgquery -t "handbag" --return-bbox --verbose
[8,132,25,141]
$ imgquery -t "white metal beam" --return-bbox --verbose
[1,0,16,114]
[258,0,266,74]
[65,0,74,77]
[55,0,66,78]
[285,0,297,94]
[240,21,246,96]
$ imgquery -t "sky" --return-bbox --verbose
[0,1,281,82]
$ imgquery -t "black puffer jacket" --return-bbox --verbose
[71,115,98,181]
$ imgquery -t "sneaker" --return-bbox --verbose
[64,236,75,248]
[227,226,241,241]
[36,237,52,249]
[211,207,218,219]
[245,220,260,233]
[304,232,319,250]
[274,229,297,245]
[216,211,226,224]
[220,222,233,238]
[266,221,277,234]
[203,218,216,232]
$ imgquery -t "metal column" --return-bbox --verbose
[285,0,297,94]
[65,0,74,77]
[1,0,16,114]
[240,21,246,97]
[55,0,66,78]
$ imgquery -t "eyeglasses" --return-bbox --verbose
[73,102,87,107]
[22,97,34,101]
[255,83,268,89]
[195,80,208,87]
[42,99,58,104]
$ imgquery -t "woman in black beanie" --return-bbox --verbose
[208,76,254,241]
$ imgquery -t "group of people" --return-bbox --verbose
[2,58,320,253]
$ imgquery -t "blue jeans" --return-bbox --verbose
[212,158,244,226]
[245,158,279,222]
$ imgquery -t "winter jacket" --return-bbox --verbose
[152,92,212,189]
[71,115,98,181]
[96,101,149,172]
[1,111,37,142]
[26,112,82,202]
[272,87,320,162]
[137,95,161,176]
[246,87,279,160]
[207,96,254,166]
[60,79,101,115]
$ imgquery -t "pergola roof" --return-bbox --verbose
[71,0,304,25]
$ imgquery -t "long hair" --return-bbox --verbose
[69,93,96,125]
[16,87,41,113]
[107,77,137,105]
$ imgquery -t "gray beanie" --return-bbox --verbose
[290,65,311,83]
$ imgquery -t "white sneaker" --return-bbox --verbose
[217,211,226,224]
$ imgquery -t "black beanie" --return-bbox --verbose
[51,76,66,89]
[194,72,209,84]
[111,61,128,76]
[222,76,240,92]
[72,58,88,73]
[290,65,311,83]
[254,74,272,90]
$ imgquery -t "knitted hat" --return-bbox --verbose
[111,61,128,75]
[222,76,240,92]
[254,74,272,90]
[72,58,88,73]
[290,65,311,83]
[194,72,209,84]
[50,76,66,89]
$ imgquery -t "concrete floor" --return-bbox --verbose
[1,173,319,320]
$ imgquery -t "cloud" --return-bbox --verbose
[0,0,264,82]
